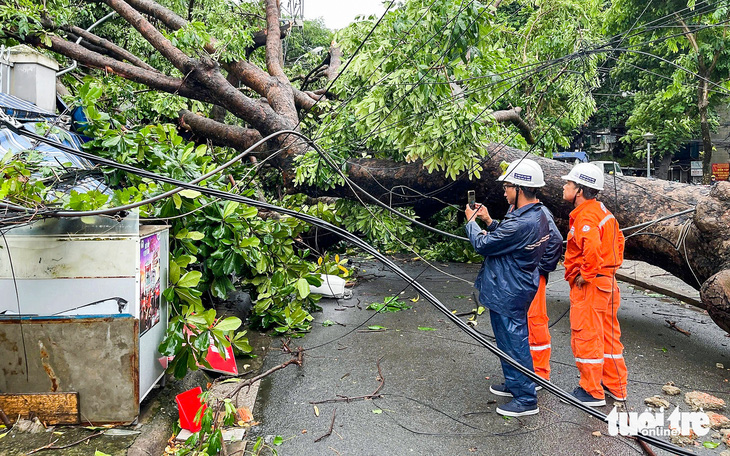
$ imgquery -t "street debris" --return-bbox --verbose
[237,406,253,424]
[221,427,245,442]
[311,357,385,405]
[669,429,697,446]
[591,430,602,437]
[13,418,46,434]
[662,382,681,396]
[26,430,104,454]
[644,396,670,409]
[706,411,730,430]
[314,408,336,443]
[665,320,691,336]
[718,429,730,450]
[684,391,726,411]
[718,363,725,369]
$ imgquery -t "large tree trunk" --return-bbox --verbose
[657,152,673,181]
[698,78,714,182]
[322,144,730,332]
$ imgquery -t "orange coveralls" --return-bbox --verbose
[528,276,551,380]
[564,199,628,400]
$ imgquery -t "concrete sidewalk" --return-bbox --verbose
[247,256,729,455]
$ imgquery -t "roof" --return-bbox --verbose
[0,92,57,122]
[0,94,111,196]
[553,151,589,162]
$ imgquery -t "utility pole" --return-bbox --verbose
[281,0,304,24]
[643,132,655,178]
[280,0,304,62]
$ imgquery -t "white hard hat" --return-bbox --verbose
[561,163,604,190]
[497,158,546,187]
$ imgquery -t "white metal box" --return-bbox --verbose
[0,215,169,423]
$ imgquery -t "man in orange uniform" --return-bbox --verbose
[561,163,628,406]
[528,207,562,382]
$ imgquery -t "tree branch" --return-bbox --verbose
[179,109,267,153]
[264,0,287,79]
[675,14,699,54]
[246,24,291,58]
[53,21,157,71]
[20,33,205,101]
[122,0,316,110]
[490,107,535,144]
[104,0,195,72]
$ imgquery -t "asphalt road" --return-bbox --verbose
[249,256,730,456]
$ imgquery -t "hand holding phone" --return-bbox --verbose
[468,190,476,209]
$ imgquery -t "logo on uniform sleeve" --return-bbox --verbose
[514,173,532,182]
[569,227,575,234]
[582,225,591,232]
[579,174,596,184]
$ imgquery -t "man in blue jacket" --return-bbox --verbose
[465,158,552,417]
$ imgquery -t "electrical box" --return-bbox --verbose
[0,214,169,423]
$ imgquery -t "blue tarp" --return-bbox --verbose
[553,151,589,163]
[0,92,57,122]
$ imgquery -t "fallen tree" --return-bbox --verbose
[2,0,729,333]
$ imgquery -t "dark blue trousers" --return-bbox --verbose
[489,309,537,406]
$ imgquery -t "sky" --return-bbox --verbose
[302,0,388,30]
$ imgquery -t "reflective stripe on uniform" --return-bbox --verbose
[575,357,603,364]
[530,344,551,351]
[604,353,623,359]
[598,214,615,228]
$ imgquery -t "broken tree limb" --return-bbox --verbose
[310,357,385,404]
[26,431,103,455]
[0,408,11,428]
[314,408,337,443]
[665,320,691,337]
[224,346,303,400]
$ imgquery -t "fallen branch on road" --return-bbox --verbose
[310,356,385,405]
[665,320,691,337]
[314,408,336,443]
[26,431,103,454]
[224,344,304,400]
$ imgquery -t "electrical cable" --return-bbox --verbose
[1,231,30,381]
[0,129,700,454]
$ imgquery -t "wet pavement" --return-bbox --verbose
[1,255,727,455]
[248,256,730,456]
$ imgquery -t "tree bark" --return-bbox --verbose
[698,78,714,182]
[309,144,730,332]
[657,152,673,180]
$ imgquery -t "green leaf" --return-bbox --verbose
[169,260,180,285]
[172,350,191,378]
[322,320,335,327]
[179,189,201,199]
[232,337,253,353]
[368,325,386,331]
[222,201,239,219]
[702,442,720,449]
[177,271,202,288]
[272,435,284,446]
[417,327,436,331]
[187,231,205,241]
[372,409,383,414]
[172,193,182,209]
[296,277,310,299]
[214,316,242,332]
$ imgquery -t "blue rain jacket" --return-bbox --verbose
[466,202,552,319]
[538,205,563,278]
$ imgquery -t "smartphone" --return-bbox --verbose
[467,190,476,209]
